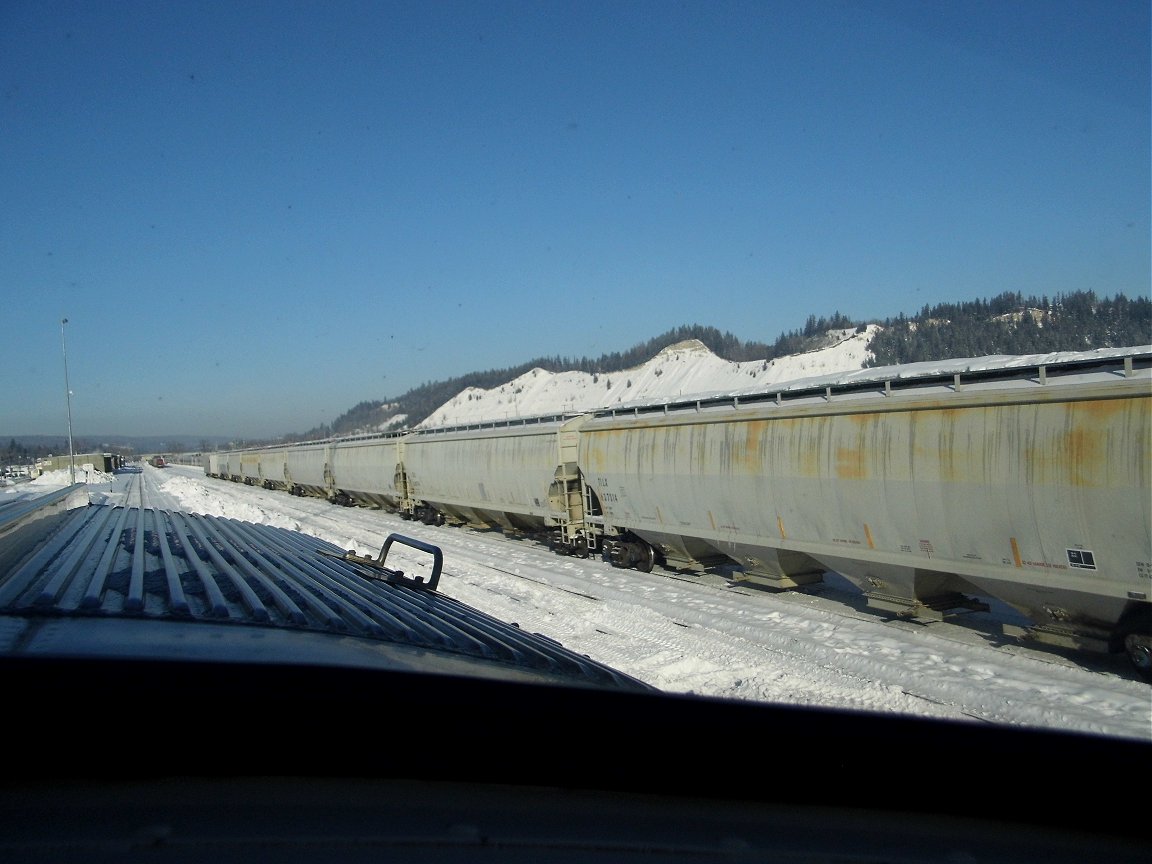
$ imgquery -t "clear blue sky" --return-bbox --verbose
[2,0,1148,441]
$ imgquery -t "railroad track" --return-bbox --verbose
[103,465,189,512]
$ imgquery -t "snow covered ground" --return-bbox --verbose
[8,463,1149,743]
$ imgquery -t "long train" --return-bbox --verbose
[201,348,1152,678]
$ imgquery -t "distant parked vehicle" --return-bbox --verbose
[150,456,167,468]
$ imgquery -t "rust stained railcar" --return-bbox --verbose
[577,352,1151,662]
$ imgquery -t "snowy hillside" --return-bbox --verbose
[419,326,879,427]
[416,326,1151,430]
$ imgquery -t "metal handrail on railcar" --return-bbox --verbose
[591,348,1151,419]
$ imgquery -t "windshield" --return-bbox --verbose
[1,0,1149,746]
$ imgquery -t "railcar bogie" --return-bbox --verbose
[1111,607,1152,680]
[414,504,445,526]
[1122,631,1151,679]
[602,532,659,572]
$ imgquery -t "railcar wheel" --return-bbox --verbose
[573,537,589,559]
[1123,631,1152,682]
[637,543,655,573]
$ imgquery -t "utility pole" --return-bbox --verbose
[61,317,76,485]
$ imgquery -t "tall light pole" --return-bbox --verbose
[61,317,76,485]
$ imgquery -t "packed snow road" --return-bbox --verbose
[88,463,1151,741]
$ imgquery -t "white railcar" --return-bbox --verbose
[329,434,403,508]
[396,416,583,534]
[577,352,1151,656]
[283,440,332,498]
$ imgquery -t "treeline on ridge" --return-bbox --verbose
[290,290,1148,442]
[864,290,1149,367]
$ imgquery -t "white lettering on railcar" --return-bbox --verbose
[1066,549,1097,570]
